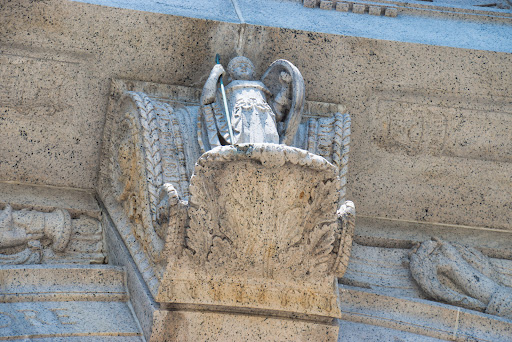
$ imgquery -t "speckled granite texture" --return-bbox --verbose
[0,265,143,341]
[1,0,510,231]
[2,1,512,341]
[150,310,339,342]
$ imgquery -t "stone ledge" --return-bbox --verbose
[0,182,100,219]
[355,216,512,260]
[0,265,127,302]
[339,285,512,341]
[0,301,142,341]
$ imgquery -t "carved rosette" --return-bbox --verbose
[157,144,352,319]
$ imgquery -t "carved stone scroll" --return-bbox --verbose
[409,238,512,319]
[304,103,351,203]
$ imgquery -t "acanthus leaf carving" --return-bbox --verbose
[129,92,164,227]
[182,145,349,282]
[100,76,354,312]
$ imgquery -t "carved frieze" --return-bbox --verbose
[0,205,104,265]
[371,91,512,163]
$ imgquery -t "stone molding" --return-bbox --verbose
[304,0,512,22]
[339,286,512,341]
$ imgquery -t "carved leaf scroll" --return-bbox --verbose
[185,144,344,282]
[128,92,164,226]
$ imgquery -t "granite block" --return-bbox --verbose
[368,6,382,16]
[384,7,398,17]
[0,0,239,189]
[336,3,351,12]
[338,285,512,341]
[0,182,100,219]
[0,265,127,302]
[354,217,512,259]
[320,1,334,10]
[150,310,339,342]
[102,206,159,341]
[352,3,367,13]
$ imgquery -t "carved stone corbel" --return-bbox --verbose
[99,77,355,319]
[156,144,353,319]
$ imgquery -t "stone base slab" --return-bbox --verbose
[150,310,339,342]
[0,301,142,341]
[0,264,143,341]
[339,286,512,341]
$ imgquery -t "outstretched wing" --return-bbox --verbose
[261,59,305,145]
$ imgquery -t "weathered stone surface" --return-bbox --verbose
[157,144,354,319]
[2,0,510,233]
[3,1,512,341]
[304,0,512,19]
[353,217,512,259]
[0,265,126,302]
[338,321,446,342]
[0,265,142,341]
[342,243,512,299]
[0,183,100,219]
[0,205,104,265]
[102,209,160,341]
[410,238,512,319]
[339,286,512,341]
[151,310,339,342]
[0,1,241,189]
[0,301,142,341]
[340,243,425,299]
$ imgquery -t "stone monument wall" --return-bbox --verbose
[1,0,510,232]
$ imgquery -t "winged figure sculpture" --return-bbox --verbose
[198,56,305,150]
[100,56,354,298]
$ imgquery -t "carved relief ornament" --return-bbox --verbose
[99,58,355,317]
[410,238,512,320]
[0,205,104,265]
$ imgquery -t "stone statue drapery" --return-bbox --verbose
[198,56,305,150]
